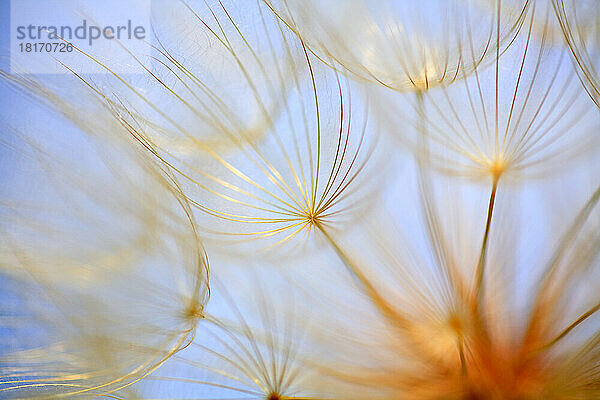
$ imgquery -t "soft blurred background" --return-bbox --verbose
[1,1,600,399]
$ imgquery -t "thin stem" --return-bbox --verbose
[414,90,468,305]
[522,183,600,356]
[317,224,408,328]
[458,336,468,377]
[416,90,425,136]
[542,300,600,350]
[474,176,500,306]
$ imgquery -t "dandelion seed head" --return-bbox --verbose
[267,0,528,92]
[0,75,211,396]
[2,0,599,399]
[380,1,600,182]
[48,0,379,259]
[182,298,205,322]
[485,155,508,179]
[266,392,282,400]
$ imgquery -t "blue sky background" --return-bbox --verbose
[1,1,600,398]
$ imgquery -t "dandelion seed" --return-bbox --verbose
[381,1,599,183]
[265,0,528,92]
[139,271,345,399]
[0,91,210,397]
[49,0,377,257]
[1,1,598,399]
[302,173,600,399]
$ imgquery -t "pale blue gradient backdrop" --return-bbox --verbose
[1,1,599,399]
